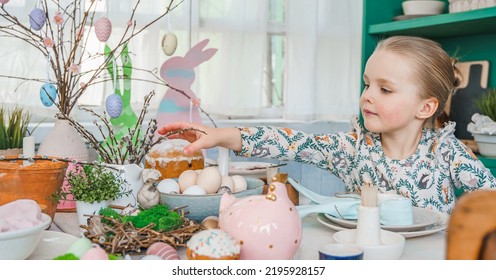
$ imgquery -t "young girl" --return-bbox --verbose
[158,36,496,213]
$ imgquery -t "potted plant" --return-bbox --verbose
[0,106,31,156]
[53,163,131,230]
[470,88,496,157]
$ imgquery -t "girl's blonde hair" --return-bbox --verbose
[375,36,462,123]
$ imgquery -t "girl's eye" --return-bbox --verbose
[363,83,369,89]
[381,87,392,94]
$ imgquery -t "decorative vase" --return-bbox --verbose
[106,163,144,208]
[0,156,68,220]
[75,200,109,236]
[37,118,89,211]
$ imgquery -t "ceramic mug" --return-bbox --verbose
[318,243,364,260]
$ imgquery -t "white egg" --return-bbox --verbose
[231,175,247,192]
[157,178,180,194]
[161,33,178,56]
[178,170,198,193]
[183,185,207,195]
[220,176,235,192]
[195,166,222,194]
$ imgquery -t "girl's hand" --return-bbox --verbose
[157,122,242,155]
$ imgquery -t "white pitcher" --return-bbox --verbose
[105,163,144,208]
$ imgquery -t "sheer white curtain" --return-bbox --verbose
[189,0,268,118]
[284,0,362,121]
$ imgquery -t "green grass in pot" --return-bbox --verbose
[0,106,31,150]
[474,88,496,122]
[54,164,130,204]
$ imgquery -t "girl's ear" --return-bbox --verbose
[417,97,439,119]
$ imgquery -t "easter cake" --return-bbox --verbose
[145,139,204,179]
[186,229,240,260]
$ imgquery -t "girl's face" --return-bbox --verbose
[360,49,425,134]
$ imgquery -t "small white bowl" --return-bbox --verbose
[333,229,405,260]
[0,213,51,260]
[402,0,446,15]
[472,133,496,157]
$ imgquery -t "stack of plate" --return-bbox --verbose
[317,207,448,238]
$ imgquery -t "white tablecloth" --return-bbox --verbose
[47,211,446,260]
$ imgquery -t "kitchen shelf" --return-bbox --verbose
[368,7,496,38]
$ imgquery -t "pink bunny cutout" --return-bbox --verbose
[155,39,217,138]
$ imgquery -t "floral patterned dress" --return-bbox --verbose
[235,116,496,213]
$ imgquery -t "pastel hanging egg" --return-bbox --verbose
[0,0,10,4]
[161,33,177,56]
[105,93,122,118]
[94,17,112,42]
[39,83,57,107]
[29,8,46,31]
[146,242,180,260]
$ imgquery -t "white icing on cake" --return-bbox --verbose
[145,139,203,167]
[187,229,240,258]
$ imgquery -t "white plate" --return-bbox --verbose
[27,230,78,260]
[317,214,447,239]
[324,207,440,232]
[228,161,273,176]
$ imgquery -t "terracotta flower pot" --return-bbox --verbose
[0,156,68,219]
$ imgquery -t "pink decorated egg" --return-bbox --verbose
[146,242,180,260]
[0,0,10,4]
[29,8,46,31]
[80,244,108,260]
[94,17,112,42]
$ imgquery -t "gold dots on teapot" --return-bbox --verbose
[265,183,277,201]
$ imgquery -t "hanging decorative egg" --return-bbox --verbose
[39,83,57,107]
[0,0,10,4]
[105,93,122,118]
[161,33,177,56]
[29,8,46,31]
[94,17,112,42]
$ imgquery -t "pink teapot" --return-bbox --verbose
[218,180,302,260]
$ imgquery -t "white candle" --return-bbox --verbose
[217,147,230,176]
[23,136,35,166]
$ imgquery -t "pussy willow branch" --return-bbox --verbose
[59,90,205,165]
[0,0,183,116]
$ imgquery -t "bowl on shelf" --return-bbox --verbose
[402,0,446,15]
[333,229,405,260]
[159,177,265,222]
[0,213,51,260]
[472,133,496,157]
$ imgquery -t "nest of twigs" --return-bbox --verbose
[81,208,204,255]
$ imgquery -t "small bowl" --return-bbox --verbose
[318,243,364,260]
[0,213,51,260]
[160,177,265,221]
[472,133,496,157]
[333,229,405,260]
[402,0,445,15]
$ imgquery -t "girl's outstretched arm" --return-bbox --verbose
[157,122,242,155]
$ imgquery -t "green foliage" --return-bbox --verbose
[474,88,496,122]
[0,106,31,149]
[99,204,184,232]
[52,253,79,260]
[54,164,130,204]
